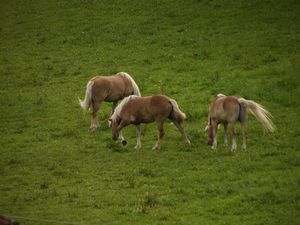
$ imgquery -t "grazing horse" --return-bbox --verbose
[79,72,141,129]
[205,94,275,152]
[109,95,191,150]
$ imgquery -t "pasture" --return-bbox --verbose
[0,0,299,224]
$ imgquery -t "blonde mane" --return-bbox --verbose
[118,72,141,96]
[217,93,226,97]
[110,95,139,122]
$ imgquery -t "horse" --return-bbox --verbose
[205,94,275,152]
[109,95,191,150]
[79,72,141,129]
[0,215,19,225]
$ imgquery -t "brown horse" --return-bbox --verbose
[205,94,275,152]
[109,95,191,150]
[79,72,141,129]
[0,215,19,225]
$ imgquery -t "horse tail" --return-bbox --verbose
[119,72,141,96]
[204,113,210,132]
[237,98,275,132]
[79,80,94,111]
[169,99,186,123]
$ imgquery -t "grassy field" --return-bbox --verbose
[0,0,299,224]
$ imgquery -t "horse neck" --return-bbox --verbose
[112,96,136,122]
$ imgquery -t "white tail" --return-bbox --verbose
[238,98,275,132]
[169,99,186,122]
[119,72,141,96]
[79,80,94,111]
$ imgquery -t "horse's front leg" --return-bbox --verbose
[153,121,164,150]
[118,131,127,146]
[116,120,129,145]
[134,124,141,150]
[211,120,218,150]
[109,101,118,127]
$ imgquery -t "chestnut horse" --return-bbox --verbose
[109,95,191,150]
[206,94,275,152]
[0,215,19,225]
[79,72,141,129]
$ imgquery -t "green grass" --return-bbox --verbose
[0,0,299,224]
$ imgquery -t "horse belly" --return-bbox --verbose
[133,114,155,124]
[105,95,121,102]
[105,88,126,102]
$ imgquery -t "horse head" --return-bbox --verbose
[109,117,120,141]
[207,124,214,146]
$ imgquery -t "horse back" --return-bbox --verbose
[91,75,133,102]
[122,95,172,124]
[210,96,240,123]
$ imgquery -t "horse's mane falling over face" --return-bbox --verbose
[110,95,138,123]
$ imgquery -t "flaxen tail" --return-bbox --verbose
[79,80,94,111]
[169,99,186,123]
[238,98,275,132]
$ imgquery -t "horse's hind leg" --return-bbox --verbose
[153,121,165,150]
[223,123,228,146]
[241,121,247,150]
[172,120,191,146]
[91,101,101,130]
[135,124,141,150]
[230,123,237,152]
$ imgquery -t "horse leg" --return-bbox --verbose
[153,121,164,150]
[223,123,228,146]
[109,101,118,127]
[230,123,237,152]
[172,120,191,146]
[117,120,128,145]
[91,101,101,130]
[134,124,142,150]
[118,131,127,146]
[241,121,247,150]
[211,120,218,150]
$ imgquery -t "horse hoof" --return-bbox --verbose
[122,140,127,146]
[90,125,99,131]
[185,140,191,146]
